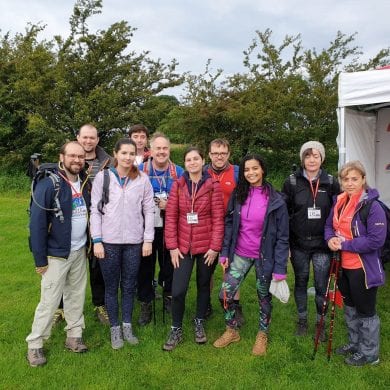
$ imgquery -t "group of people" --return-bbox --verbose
[26,126,387,368]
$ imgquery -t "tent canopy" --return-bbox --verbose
[337,68,390,206]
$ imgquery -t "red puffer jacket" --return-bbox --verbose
[165,173,225,255]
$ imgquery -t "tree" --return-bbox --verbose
[162,30,390,175]
[0,0,183,170]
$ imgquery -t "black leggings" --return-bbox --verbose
[171,253,214,327]
[338,268,377,317]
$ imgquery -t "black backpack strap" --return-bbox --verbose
[289,173,297,187]
[359,199,374,227]
[97,169,110,214]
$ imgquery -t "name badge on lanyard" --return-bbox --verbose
[308,178,321,219]
[308,207,321,219]
[187,212,199,224]
[187,181,199,224]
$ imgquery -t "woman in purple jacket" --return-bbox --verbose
[90,138,154,349]
[324,161,386,366]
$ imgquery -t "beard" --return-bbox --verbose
[64,161,84,176]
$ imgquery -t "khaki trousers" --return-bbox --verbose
[26,247,87,349]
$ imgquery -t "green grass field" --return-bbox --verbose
[0,193,389,389]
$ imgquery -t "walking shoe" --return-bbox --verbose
[123,323,139,345]
[213,326,240,348]
[295,319,308,336]
[314,321,327,343]
[110,326,124,350]
[65,337,88,353]
[335,343,358,356]
[194,318,207,344]
[252,331,268,356]
[234,304,245,327]
[138,302,152,326]
[52,308,65,327]
[204,302,213,319]
[345,352,379,366]
[163,327,183,351]
[27,348,46,367]
[163,294,172,314]
[94,305,110,325]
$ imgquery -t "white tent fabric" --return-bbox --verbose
[338,69,390,207]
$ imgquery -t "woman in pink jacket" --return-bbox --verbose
[90,138,154,349]
[163,146,225,351]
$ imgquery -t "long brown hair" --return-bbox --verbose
[113,138,140,180]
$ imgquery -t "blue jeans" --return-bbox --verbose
[218,254,272,332]
[99,243,142,326]
[290,248,330,320]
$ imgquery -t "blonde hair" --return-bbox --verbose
[339,160,368,188]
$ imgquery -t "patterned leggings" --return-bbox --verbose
[99,243,142,326]
[219,254,272,332]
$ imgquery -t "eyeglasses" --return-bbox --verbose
[210,152,228,157]
[65,154,86,160]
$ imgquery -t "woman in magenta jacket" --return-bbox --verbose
[163,146,225,351]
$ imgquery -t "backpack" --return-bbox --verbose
[29,163,64,223]
[97,168,110,214]
[142,158,178,180]
[359,199,390,266]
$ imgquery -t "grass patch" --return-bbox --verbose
[0,193,389,389]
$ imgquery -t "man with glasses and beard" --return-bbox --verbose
[26,141,91,367]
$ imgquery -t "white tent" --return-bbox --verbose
[337,68,390,206]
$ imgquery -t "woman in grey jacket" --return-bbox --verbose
[90,138,154,349]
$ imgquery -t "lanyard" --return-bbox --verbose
[151,163,169,193]
[309,178,320,207]
[210,170,225,183]
[191,181,199,212]
[58,172,81,196]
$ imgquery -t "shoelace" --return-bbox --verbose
[351,352,364,360]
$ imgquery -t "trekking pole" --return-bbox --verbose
[326,251,341,361]
[312,251,340,360]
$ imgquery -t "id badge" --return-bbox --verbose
[307,207,321,219]
[187,212,199,224]
[155,191,167,200]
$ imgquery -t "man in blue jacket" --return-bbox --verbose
[26,141,91,367]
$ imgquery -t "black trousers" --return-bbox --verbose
[137,227,173,303]
[88,252,106,307]
[171,253,214,327]
[338,267,377,317]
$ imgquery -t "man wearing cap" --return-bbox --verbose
[281,141,340,340]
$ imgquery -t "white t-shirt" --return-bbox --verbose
[70,179,88,251]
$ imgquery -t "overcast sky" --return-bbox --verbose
[1,0,389,97]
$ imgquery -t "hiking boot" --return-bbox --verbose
[235,304,245,327]
[52,308,65,327]
[194,318,207,344]
[27,348,46,367]
[163,294,172,314]
[345,352,379,366]
[163,327,183,351]
[335,343,358,356]
[213,326,240,348]
[138,302,152,326]
[94,305,110,325]
[110,326,124,350]
[65,337,88,353]
[295,319,308,336]
[204,302,213,320]
[314,321,327,342]
[252,331,268,356]
[123,323,139,345]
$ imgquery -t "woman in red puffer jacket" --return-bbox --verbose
[163,146,224,351]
